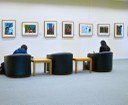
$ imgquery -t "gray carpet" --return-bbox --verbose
[0,59,128,105]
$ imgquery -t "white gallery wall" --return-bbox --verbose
[0,0,128,62]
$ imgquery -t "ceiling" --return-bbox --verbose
[0,0,128,9]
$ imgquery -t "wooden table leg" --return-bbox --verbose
[44,62,46,73]
[33,62,36,76]
[75,61,78,73]
[89,59,92,73]
[83,61,85,70]
[49,61,52,75]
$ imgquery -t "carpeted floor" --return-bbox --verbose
[0,59,128,105]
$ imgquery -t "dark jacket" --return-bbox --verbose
[99,41,110,52]
[13,48,27,54]
[100,46,110,52]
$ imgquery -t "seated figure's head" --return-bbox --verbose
[21,44,27,51]
[101,40,106,46]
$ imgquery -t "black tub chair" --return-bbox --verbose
[47,52,73,75]
[4,54,31,77]
[87,51,113,72]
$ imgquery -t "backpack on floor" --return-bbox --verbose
[0,62,5,74]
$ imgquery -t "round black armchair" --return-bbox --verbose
[47,52,73,75]
[4,54,31,77]
[87,51,113,72]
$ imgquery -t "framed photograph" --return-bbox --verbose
[114,23,124,38]
[22,22,38,36]
[62,21,74,38]
[44,21,57,38]
[97,24,110,36]
[2,20,16,38]
[79,23,93,36]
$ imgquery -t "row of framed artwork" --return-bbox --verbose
[1,20,124,38]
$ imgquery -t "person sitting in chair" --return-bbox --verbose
[99,40,110,52]
[85,40,110,70]
[0,44,28,74]
[13,44,28,54]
